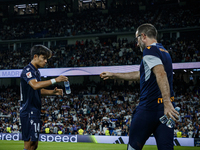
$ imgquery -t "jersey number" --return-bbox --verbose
[34,123,40,133]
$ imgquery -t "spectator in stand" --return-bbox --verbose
[0,77,200,138]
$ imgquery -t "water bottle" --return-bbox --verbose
[64,81,71,94]
[159,107,180,128]
[166,118,175,128]
[159,114,168,124]
[166,107,180,128]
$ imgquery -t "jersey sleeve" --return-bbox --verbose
[143,46,163,69]
[21,69,37,84]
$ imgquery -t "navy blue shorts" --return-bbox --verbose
[20,111,41,141]
[127,108,174,150]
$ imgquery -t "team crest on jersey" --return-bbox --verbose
[26,72,32,78]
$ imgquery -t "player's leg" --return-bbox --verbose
[127,109,157,150]
[20,115,31,150]
[29,115,41,150]
[23,140,38,150]
[30,141,38,150]
[24,141,30,150]
[21,112,40,150]
[153,112,174,150]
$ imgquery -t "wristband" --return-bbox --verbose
[50,79,56,84]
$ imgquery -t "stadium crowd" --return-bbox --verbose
[0,4,199,40]
[154,4,200,29]
[0,8,153,40]
[0,38,200,70]
[0,75,200,138]
[0,0,200,139]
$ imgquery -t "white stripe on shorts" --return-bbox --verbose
[128,144,136,150]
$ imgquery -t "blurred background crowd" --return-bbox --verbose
[0,74,200,137]
[0,3,199,40]
[0,38,200,70]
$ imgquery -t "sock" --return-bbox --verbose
[23,149,28,150]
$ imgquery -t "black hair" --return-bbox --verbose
[136,23,157,39]
[31,45,52,59]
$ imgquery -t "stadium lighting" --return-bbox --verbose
[184,70,187,72]
[190,71,193,74]
[15,3,37,9]
[15,4,26,8]
[173,72,175,74]
[82,0,92,3]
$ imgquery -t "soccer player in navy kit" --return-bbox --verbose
[100,23,179,150]
[20,45,68,150]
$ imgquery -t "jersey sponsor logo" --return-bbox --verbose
[26,68,30,71]
[157,96,174,103]
[26,72,32,78]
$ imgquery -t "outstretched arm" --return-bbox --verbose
[29,75,68,90]
[100,71,140,81]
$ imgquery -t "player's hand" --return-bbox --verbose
[100,72,114,80]
[163,100,179,122]
[53,87,63,96]
[55,75,68,83]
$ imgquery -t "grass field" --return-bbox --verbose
[0,141,199,150]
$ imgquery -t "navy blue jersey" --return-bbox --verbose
[139,43,174,110]
[20,63,41,116]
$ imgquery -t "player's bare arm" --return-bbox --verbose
[41,87,63,96]
[29,75,68,90]
[100,71,140,81]
[152,64,179,121]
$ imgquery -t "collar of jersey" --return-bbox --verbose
[29,63,38,71]
[148,42,157,46]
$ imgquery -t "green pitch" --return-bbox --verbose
[0,141,199,150]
